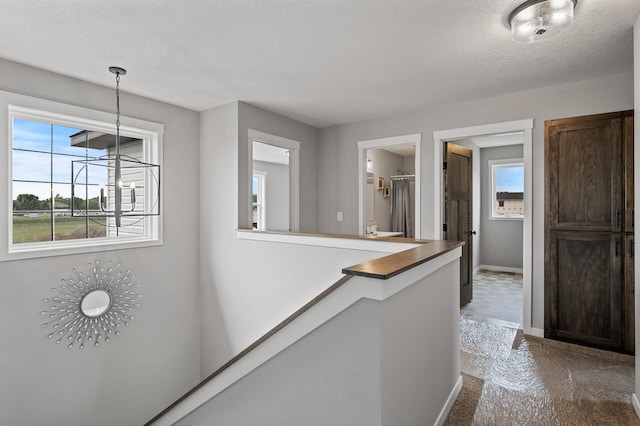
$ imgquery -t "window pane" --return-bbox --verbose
[493,163,524,218]
[54,126,108,157]
[51,183,106,240]
[8,107,161,257]
[13,150,51,182]
[495,166,524,192]
[53,125,83,155]
[13,181,50,210]
[13,181,52,243]
[12,118,52,151]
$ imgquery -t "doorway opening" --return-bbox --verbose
[433,119,534,335]
[357,133,422,238]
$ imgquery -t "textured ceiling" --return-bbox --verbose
[0,0,638,128]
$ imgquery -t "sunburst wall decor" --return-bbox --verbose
[41,260,142,349]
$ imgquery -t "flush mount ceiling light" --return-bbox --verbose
[508,0,577,43]
[71,67,160,229]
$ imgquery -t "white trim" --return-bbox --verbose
[237,230,421,253]
[248,129,300,232]
[478,264,523,274]
[357,133,421,238]
[433,119,534,335]
[528,327,545,338]
[3,103,164,261]
[435,376,463,426]
[632,394,640,420]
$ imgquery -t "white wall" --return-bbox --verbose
[480,145,524,269]
[0,59,202,426]
[200,102,409,377]
[317,71,634,331]
[253,160,290,231]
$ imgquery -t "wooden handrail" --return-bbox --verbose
[146,232,462,425]
[145,274,353,425]
[342,239,464,279]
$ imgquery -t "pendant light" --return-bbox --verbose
[71,67,160,230]
[509,0,577,43]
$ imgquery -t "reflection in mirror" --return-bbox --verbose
[252,142,289,231]
[248,130,300,232]
[366,173,375,225]
[80,289,112,317]
[365,145,416,238]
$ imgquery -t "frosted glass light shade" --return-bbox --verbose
[509,0,576,43]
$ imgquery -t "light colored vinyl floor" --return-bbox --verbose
[461,269,523,327]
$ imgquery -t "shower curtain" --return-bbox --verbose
[391,178,414,238]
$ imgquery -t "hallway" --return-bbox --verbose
[461,269,523,327]
[449,270,638,425]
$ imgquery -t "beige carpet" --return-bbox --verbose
[444,373,484,426]
[446,319,639,425]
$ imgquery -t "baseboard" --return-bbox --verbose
[632,394,640,420]
[527,327,544,338]
[473,265,481,275]
[478,264,523,274]
[435,375,463,426]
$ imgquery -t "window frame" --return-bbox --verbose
[489,158,524,221]
[4,103,164,261]
[252,170,266,230]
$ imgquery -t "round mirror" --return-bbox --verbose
[80,290,112,318]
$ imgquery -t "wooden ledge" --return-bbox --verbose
[237,228,427,243]
[342,239,464,280]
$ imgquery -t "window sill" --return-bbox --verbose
[2,236,163,261]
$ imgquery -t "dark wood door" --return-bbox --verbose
[625,234,635,353]
[546,231,623,350]
[545,111,634,353]
[624,115,634,233]
[546,115,623,232]
[445,142,473,305]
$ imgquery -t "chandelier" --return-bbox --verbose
[71,67,160,230]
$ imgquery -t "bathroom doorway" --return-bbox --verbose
[357,133,422,238]
[365,146,416,237]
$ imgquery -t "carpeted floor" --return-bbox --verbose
[445,318,639,425]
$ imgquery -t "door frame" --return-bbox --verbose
[433,119,534,335]
[357,133,422,238]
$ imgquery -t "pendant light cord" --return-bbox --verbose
[115,72,121,157]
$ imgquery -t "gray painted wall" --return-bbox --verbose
[0,58,202,426]
[178,258,460,426]
[317,71,634,331]
[480,145,524,269]
[253,160,290,231]
[237,102,318,232]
